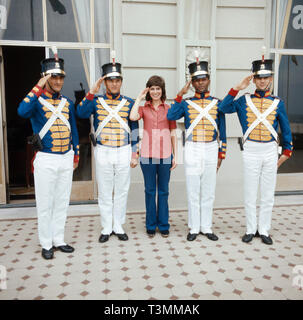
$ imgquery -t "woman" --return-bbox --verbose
[130,76,177,238]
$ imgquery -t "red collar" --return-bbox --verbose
[195,91,210,99]
[254,90,271,98]
[106,92,121,100]
[43,89,60,99]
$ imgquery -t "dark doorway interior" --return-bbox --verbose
[2,46,45,201]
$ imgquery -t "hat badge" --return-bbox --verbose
[197,64,201,71]
[260,64,265,70]
[112,65,117,72]
[55,62,60,68]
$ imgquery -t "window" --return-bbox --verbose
[0,0,43,41]
[271,0,303,174]
[0,0,112,183]
[178,0,216,94]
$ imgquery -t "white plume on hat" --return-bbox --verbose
[261,45,266,61]
[111,50,116,64]
[188,48,208,63]
[51,46,59,60]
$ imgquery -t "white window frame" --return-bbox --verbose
[270,0,303,96]
[0,0,113,87]
[270,0,303,190]
[0,0,113,200]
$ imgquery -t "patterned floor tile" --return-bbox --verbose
[240,290,265,300]
[0,204,302,300]
[219,292,243,300]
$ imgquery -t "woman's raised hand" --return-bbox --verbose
[138,88,149,101]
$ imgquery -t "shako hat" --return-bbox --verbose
[41,58,65,77]
[252,59,274,78]
[41,46,65,77]
[188,61,209,80]
[102,50,123,80]
[102,62,122,79]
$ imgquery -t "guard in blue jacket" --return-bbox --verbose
[18,51,79,259]
[167,60,226,242]
[77,55,139,243]
[219,58,293,245]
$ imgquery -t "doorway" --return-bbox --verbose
[2,46,44,202]
[1,45,95,204]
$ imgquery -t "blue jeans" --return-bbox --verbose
[140,157,172,232]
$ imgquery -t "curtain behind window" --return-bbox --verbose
[0,0,10,38]
[183,0,212,41]
[271,0,293,49]
[72,0,110,86]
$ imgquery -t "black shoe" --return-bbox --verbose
[260,234,273,245]
[160,230,169,238]
[242,233,255,243]
[53,245,74,253]
[147,230,156,238]
[187,233,198,241]
[42,248,54,260]
[112,231,129,241]
[201,232,219,241]
[99,234,110,243]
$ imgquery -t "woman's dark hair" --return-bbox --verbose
[145,75,166,102]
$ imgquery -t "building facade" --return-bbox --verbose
[0,0,302,209]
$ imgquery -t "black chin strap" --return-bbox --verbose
[259,83,272,93]
[265,81,272,92]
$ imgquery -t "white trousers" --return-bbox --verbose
[94,144,131,235]
[243,141,278,236]
[33,150,74,250]
[184,141,218,234]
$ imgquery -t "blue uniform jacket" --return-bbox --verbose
[18,85,79,157]
[167,91,227,158]
[219,88,293,157]
[76,92,139,157]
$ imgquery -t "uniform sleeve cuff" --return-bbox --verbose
[283,149,292,158]
[229,88,239,97]
[86,92,95,101]
[169,121,177,130]
[74,155,80,163]
[31,85,43,97]
[218,152,226,159]
[175,95,183,103]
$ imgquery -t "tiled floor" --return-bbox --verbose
[0,204,303,300]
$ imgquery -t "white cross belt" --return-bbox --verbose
[185,99,218,140]
[94,97,130,139]
[243,94,279,143]
[38,97,70,140]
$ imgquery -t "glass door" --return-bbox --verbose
[0,47,8,204]
[272,0,303,191]
[0,0,112,203]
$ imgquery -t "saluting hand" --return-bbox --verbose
[178,79,192,97]
[37,74,51,88]
[90,76,106,95]
[137,88,149,102]
[233,74,253,91]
